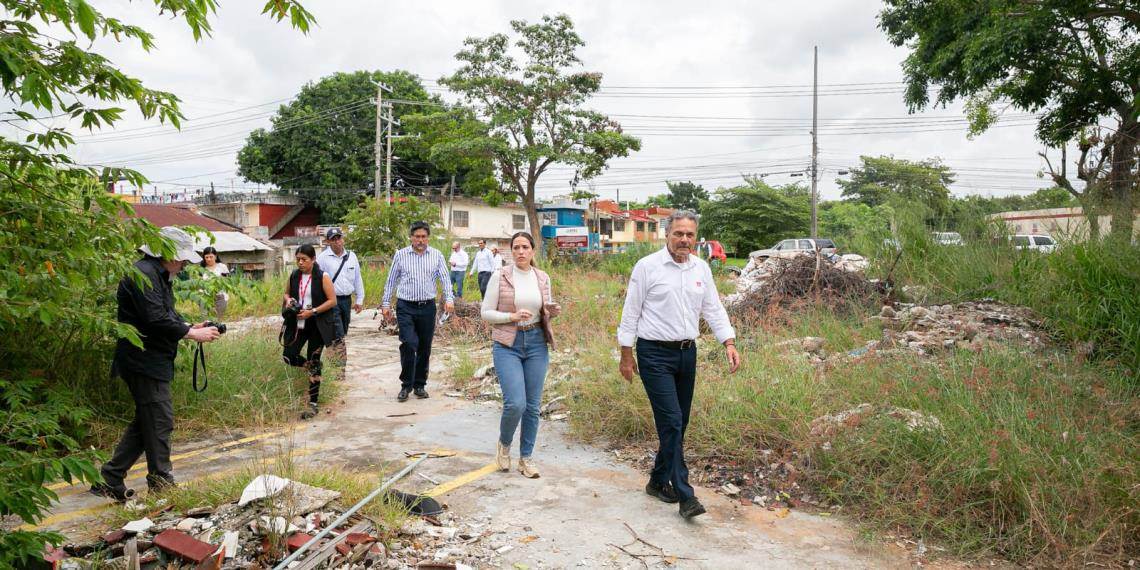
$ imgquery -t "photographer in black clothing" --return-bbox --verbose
[281,244,338,420]
[91,227,221,502]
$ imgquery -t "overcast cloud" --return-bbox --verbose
[57,0,1060,203]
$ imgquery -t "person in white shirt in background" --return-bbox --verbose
[316,227,365,342]
[480,231,560,479]
[200,246,229,319]
[616,210,742,520]
[448,241,470,298]
[491,246,506,269]
[469,239,496,299]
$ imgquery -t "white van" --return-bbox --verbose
[1011,234,1056,253]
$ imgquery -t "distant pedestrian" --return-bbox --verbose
[282,244,339,420]
[316,227,365,341]
[200,246,229,320]
[469,239,495,299]
[616,210,742,519]
[481,232,559,478]
[491,246,506,269]
[92,227,221,502]
[381,221,454,402]
[448,241,469,298]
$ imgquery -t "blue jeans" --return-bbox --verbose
[636,338,698,501]
[493,327,549,458]
[450,270,465,298]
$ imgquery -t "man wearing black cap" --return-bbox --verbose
[316,227,364,341]
[91,226,222,502]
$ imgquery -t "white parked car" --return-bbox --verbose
[932,231,964,246]
[749,238,837,260]
[1011,234,1057,253]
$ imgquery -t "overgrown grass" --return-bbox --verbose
[545,264,1138,566]
[72,326,340,448]
[180,266,394,320]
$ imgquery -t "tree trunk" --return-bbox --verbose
[1077,193,1101,241]
[524,193,544,258]
[1106,118,1138,242]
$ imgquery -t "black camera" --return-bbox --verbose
[282,299,301,319]
[204,321,227,334]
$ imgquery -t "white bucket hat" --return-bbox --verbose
[139,226,202,263]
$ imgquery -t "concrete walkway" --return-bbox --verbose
[35,312,915,568]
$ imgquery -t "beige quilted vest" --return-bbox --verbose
[490,266,555,349]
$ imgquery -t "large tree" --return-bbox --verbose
[699,178,810,255]
[236,70,485,223]
[837,155,954,215]
[0,0,313,563]
[664,180,709,212]
[879,0,1139,241]
[413,14,641,250]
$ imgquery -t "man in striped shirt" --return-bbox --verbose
[381,221,455,402]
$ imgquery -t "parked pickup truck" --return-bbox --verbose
[1011,234,1057,253]
[749,238,837,260]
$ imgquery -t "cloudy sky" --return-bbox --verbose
[60,0,1061,203]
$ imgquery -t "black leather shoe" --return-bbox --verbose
[645,481,680,503]
[414,387,429,399]
[301,402,318,420]
[397,388,410,402]
[89,483,135,503]
[679,497,707,519]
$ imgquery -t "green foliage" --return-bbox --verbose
[818,201,894,251]
[236,70,464,223]
[878,0,1139,241]
[0,1,315,563]
[837,155,954,216]
[699,179,810,255]
[417,14,641,250]
[664,181,709,212]
[342,197,441,259]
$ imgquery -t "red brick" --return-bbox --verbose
[287,533,314,552]
[335,542,351,556]
[344,533,375,546]
[153,529,218,563]
[102,529,127,545]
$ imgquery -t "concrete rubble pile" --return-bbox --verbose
[52,475,510,569]
[768,300,1047,367]
[725,253,877,314]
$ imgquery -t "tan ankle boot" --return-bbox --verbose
[496,441,511,471]
[517,457,540,479]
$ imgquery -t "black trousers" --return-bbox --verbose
[333,295,352,340]
[477,271,492,299]
[396,299,436,389]
[100,371,175,490]
[636,338,698,501]
[283,322,325,403]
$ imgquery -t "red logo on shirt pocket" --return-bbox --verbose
[695,281,703,287]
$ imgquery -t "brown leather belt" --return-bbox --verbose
[517,322,541,331]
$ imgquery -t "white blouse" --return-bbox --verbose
[481,266,542,326]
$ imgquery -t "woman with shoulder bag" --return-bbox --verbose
[282,245,338,420]
[480,232,560,478]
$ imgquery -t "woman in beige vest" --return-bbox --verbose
[480,232,560,478]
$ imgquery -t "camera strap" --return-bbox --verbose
[192,342,208,393]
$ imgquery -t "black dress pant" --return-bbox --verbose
[636,338,698,501]
[333,295,352,340]
[100,371,175,490]
[396,299,436,390]
[283,322,325,403]
[477,271,492,299]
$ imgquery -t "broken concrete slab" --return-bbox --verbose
[121,517,153,534]
[237,474,290,506]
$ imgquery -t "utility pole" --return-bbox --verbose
[385,103,393,204]
[374,82,385,199]
[810,45,819,238]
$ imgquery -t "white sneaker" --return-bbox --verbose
[518,457,540,479]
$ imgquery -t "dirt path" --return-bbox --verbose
[36,313,916,568]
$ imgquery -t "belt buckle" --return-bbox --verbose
[679,339,693,350]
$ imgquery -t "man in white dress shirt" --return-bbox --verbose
[469,239,496,299]
[617,210,742,519]
[448,241,470,298]
[316,227,365,342]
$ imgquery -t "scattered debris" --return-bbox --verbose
[809,403,944,438]
[122,517,154,534]
[874,300,1047,355]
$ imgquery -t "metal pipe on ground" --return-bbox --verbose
[271,453,432,570]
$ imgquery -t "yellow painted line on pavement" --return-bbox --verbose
[26,445,327,531]
[47,429,299,491]
[424,463,500,498]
